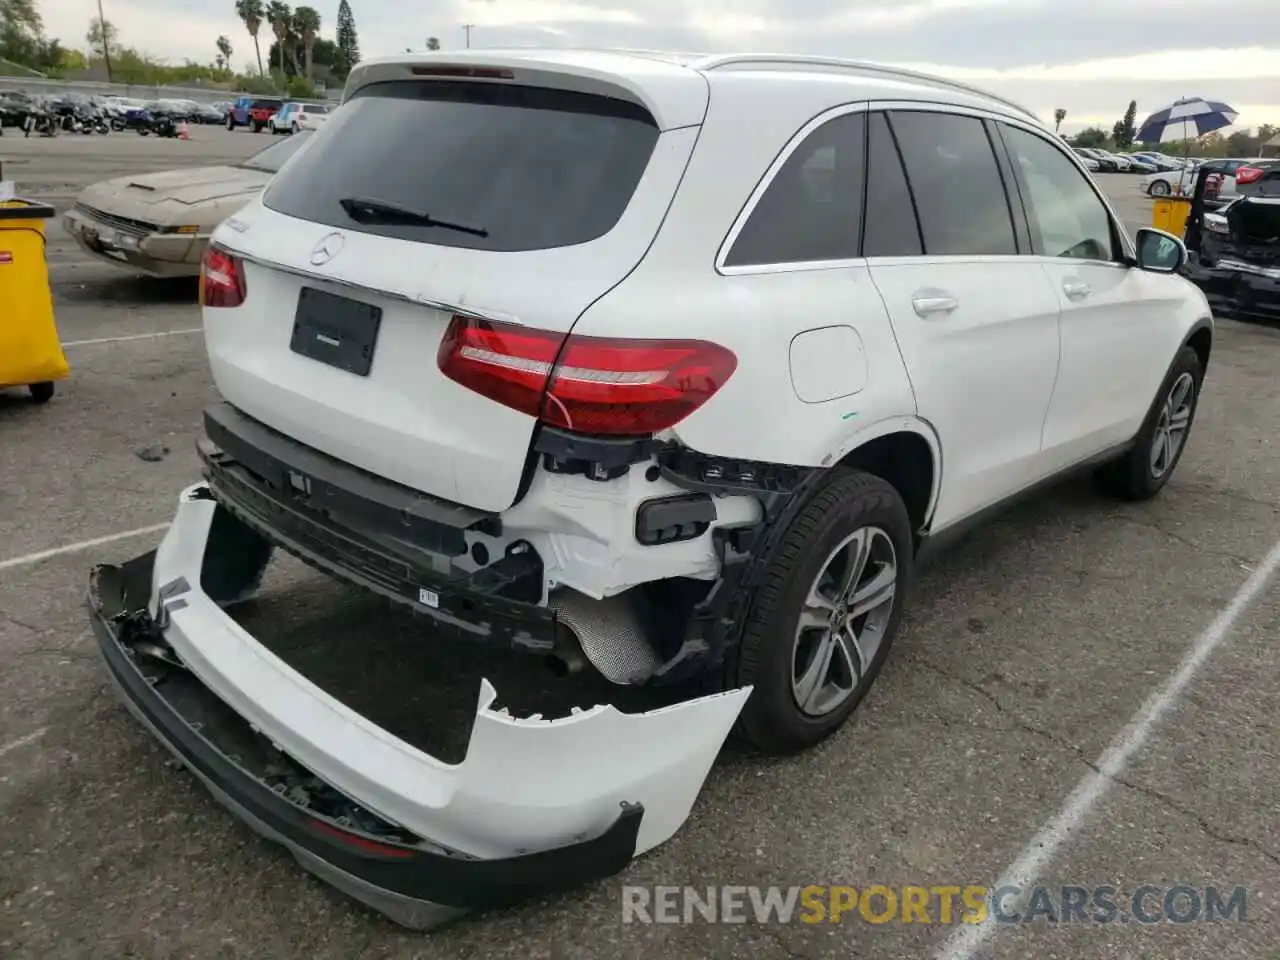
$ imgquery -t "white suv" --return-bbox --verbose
[93,49,1213,927]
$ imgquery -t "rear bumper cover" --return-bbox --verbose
[90,485,750,928]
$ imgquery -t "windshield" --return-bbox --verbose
[239,128,314,173]
[262,79,660,253]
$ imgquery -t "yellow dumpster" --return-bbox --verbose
[0,198,69,404]
[1151,196,1193,238]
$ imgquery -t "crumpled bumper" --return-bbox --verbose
[89,483,751,929]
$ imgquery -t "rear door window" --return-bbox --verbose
[723,111,866,267]
[263,79,660,253]
[886,110,1019,256]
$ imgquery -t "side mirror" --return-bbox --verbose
[1134,227,1187,273]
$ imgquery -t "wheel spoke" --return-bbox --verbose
[794,633,836,713]
[1169,374,1193,411]
[1169,407,1191,432]
[849,563,896,620]
[834,530,870,603]
[834,624,866,678]
[1149,430,1168,472]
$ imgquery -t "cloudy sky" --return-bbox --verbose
[40,0,1280,133]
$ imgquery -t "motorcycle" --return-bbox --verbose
[139,112,178,137]
[22,104,58,137]
[81,106,110,134]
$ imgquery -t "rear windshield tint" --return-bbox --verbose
[252,99,282,109]
[262,79,660,253]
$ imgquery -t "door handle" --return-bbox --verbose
[1062,278,1092,300]
[911,295,958,317]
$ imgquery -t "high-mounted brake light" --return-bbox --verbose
[411,65,515,80]
[1235,165,1265,185]
[437,316,737,437]
[199,244,246,308]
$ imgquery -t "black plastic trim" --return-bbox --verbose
[88,552,644,916]
[204,402,501,553]
[0,199,55,221]
[533,425,659,480]
[635,493,716,546]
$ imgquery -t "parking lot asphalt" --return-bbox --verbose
[2,129,1279,960]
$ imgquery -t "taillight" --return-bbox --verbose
[1235,166,1265,185]
[437,316,737,437]
[200,244,246,308]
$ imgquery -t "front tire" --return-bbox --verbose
[1149,180,1171,197]
[1096,345,1203,501]
[28,382,54,404]
[728,470,912,755]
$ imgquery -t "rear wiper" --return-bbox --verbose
[337,196,488,237]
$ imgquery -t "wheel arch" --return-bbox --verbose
[1184,317,1212,372]
[827,417,941,538]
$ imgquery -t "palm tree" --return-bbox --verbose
[266,2,293,77]
[1054,108,1067,134]
[216,35,233,73]
[293,6,321,79]
[234,0,266,77]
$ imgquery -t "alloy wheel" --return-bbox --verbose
[791,526,898,717]
[1150,371,1195,478]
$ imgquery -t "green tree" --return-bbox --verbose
[86,16,118,55]
[335,0,359,75]
[1072,127,1109,148]
[216,34,233,71]
[1117,99,1137,149]
[235,0,265,76]
[1053,107,1066,134]
[292,5,320,78]
[0,0,43,66]
[266,1,292,76]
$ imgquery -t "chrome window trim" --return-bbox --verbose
[715,100,871,276]
[987,112,1138,263]
[716,98,1137,275]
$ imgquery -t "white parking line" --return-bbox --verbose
[936,535,1280,960]
[62,328,201,348]
[0,523,170,573]
[0,728,48,759]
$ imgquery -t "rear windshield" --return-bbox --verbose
[302,104,328,113]
[252,99,282,109]
[262,79,660,253]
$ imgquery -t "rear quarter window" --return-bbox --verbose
[262,79,660,253]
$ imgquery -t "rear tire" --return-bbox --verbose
[1095,345,1203,501]
[728,469,912,755]
[1149,180,1171,197]
[225,115,235,131]
[27,382,54,404]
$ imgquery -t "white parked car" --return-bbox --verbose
[1145,157,1264,198]
[91,49,1214,929]
[268,101,330,134]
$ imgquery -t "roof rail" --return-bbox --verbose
[692,53,1040,122]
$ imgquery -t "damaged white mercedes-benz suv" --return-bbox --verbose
[90,48,1213,929]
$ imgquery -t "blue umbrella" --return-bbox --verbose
[1137,97,1239,145]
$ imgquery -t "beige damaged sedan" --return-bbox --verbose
[63,130,312,278]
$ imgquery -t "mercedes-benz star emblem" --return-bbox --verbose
[310,232,344,266]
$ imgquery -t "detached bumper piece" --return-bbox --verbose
[89,486,750,930]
